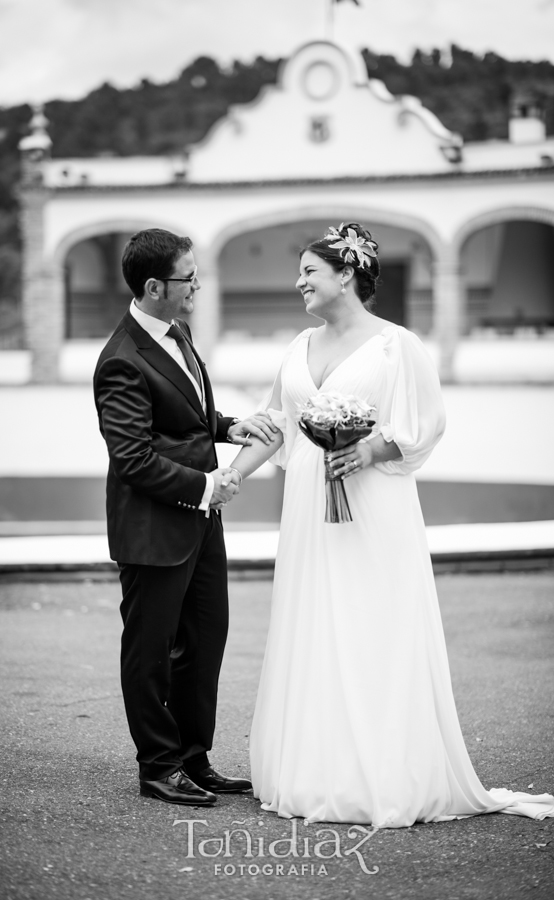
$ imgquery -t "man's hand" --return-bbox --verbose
[209,468,241,508]
[227,411,279,447]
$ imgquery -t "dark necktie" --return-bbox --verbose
[166,322,203,395]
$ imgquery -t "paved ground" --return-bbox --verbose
[0,572,553,900]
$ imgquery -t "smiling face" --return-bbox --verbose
[164,250,199,318]
[296,250,344,318]
[139,249,200,323]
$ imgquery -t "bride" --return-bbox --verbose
[228,222,554,827]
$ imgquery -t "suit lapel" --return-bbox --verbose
[123,312,208,423]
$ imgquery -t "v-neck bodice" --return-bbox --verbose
[267,323,445,479]
[305,326,395,391]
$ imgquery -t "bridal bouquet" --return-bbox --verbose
[297,391,376,524]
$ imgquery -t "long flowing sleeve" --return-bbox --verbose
[263,329,313,470]
[374,326,446,476]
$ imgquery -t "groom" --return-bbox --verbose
[93,228,275,806]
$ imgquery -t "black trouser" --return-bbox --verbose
[118,513,229,781]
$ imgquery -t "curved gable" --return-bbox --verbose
[189,41,461,182]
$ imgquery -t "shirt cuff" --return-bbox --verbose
[199,473,215,518]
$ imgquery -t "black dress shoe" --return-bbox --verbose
[187,765,252,793]
[140,768,217,805]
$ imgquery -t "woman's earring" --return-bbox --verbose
[340,281,346,295]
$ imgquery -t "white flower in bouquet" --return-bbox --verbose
[297,391,375,428]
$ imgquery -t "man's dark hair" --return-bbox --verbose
[122,229,193,298]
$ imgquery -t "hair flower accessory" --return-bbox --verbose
[323,224,378,269]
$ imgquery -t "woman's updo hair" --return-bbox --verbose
[301,222,380,309]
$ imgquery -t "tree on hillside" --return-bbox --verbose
[363,45,554,141]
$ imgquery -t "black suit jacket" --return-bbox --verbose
[93,311,235,566]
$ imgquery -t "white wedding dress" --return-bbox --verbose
[249,325,554,827]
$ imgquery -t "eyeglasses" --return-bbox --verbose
[160,265,198,285]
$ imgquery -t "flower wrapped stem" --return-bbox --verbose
[324,454,352,524]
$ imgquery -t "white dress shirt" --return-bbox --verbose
[130,300,214,512]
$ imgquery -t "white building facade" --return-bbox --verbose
[17,40,554,385]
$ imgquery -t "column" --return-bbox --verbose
[189,246,221,364]
[432,251,463,383]
[19,105,64,383]
[20,187,65,383]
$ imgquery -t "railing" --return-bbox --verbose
[479,317,554,336]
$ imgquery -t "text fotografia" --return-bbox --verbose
[215,862,328,877]
[173,818,380,876]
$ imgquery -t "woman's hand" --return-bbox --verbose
[227,412,279,446]
[326,440,374,479]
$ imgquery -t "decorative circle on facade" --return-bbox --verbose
[302,61,340,101]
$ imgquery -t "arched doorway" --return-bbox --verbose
[218,219,435,339]
[459,217,554,335]
[64,232,134,338]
